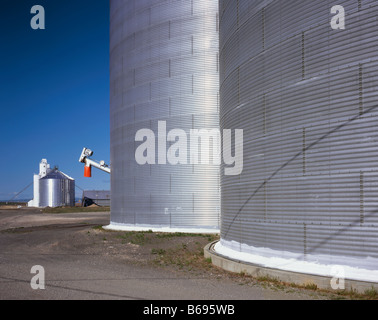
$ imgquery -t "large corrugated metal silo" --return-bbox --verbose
[109,0,220,232]
[39,170,75,208]
[216,0,378,280]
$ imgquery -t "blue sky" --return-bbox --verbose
[0,1,110,200]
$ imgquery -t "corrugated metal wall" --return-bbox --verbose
[219,0,378,269]
[39,173,75,208]
[110,0,220,230]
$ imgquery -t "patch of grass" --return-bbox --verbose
[151,248,166,255]
[256,275,281,284]
[92,225,105,231]
[115,231,152,245]
[364,287,378,299]
[253,275,378,300]
[330,295,348,300]
[327,287,376,301]
[303,283,318,291]
[41,206,110,214]
[155,232,218,242]
[0,202,27,206]
[131,233,146,245]
[151,240,217,273]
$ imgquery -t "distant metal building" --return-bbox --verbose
[216,0,378,280]
[82,190,111,207]
[28,159,75,208]
[109,0,220,232]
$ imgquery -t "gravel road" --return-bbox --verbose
[0,208,329,301]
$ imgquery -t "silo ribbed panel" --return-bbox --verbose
[219,0,378,270]
[110,0,220,230]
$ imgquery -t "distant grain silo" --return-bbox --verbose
[109,0,220,232]
[28,159,75,208]
[216,0,378,281]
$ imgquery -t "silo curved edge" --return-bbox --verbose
[214,240,378,283]
[205,241,378,293]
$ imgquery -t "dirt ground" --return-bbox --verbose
[0,207,370,300]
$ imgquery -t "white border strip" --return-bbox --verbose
[215,240,378,283]
[104,223,220,234]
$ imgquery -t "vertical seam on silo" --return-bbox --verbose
[262,8,265,51]
[264,180,267,222]
[358,0,362,11]
[236,0,239,29]
[193,193,195,215]
[217,92,219,113]
[192,114,195,174]
[149,119,152,178]
[263,93,267,135]
[303,128,306,176]
[237,67,240,105]
[359,63,364,116]
[360,171,364,226]
[301,31,305,80]
[192,74,194,94]
[304,223,307,260]
[169,97,171,117]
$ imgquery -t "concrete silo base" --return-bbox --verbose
[204,241,378,294]
[104,223,219,234]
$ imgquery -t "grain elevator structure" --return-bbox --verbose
[28,159,75,208]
